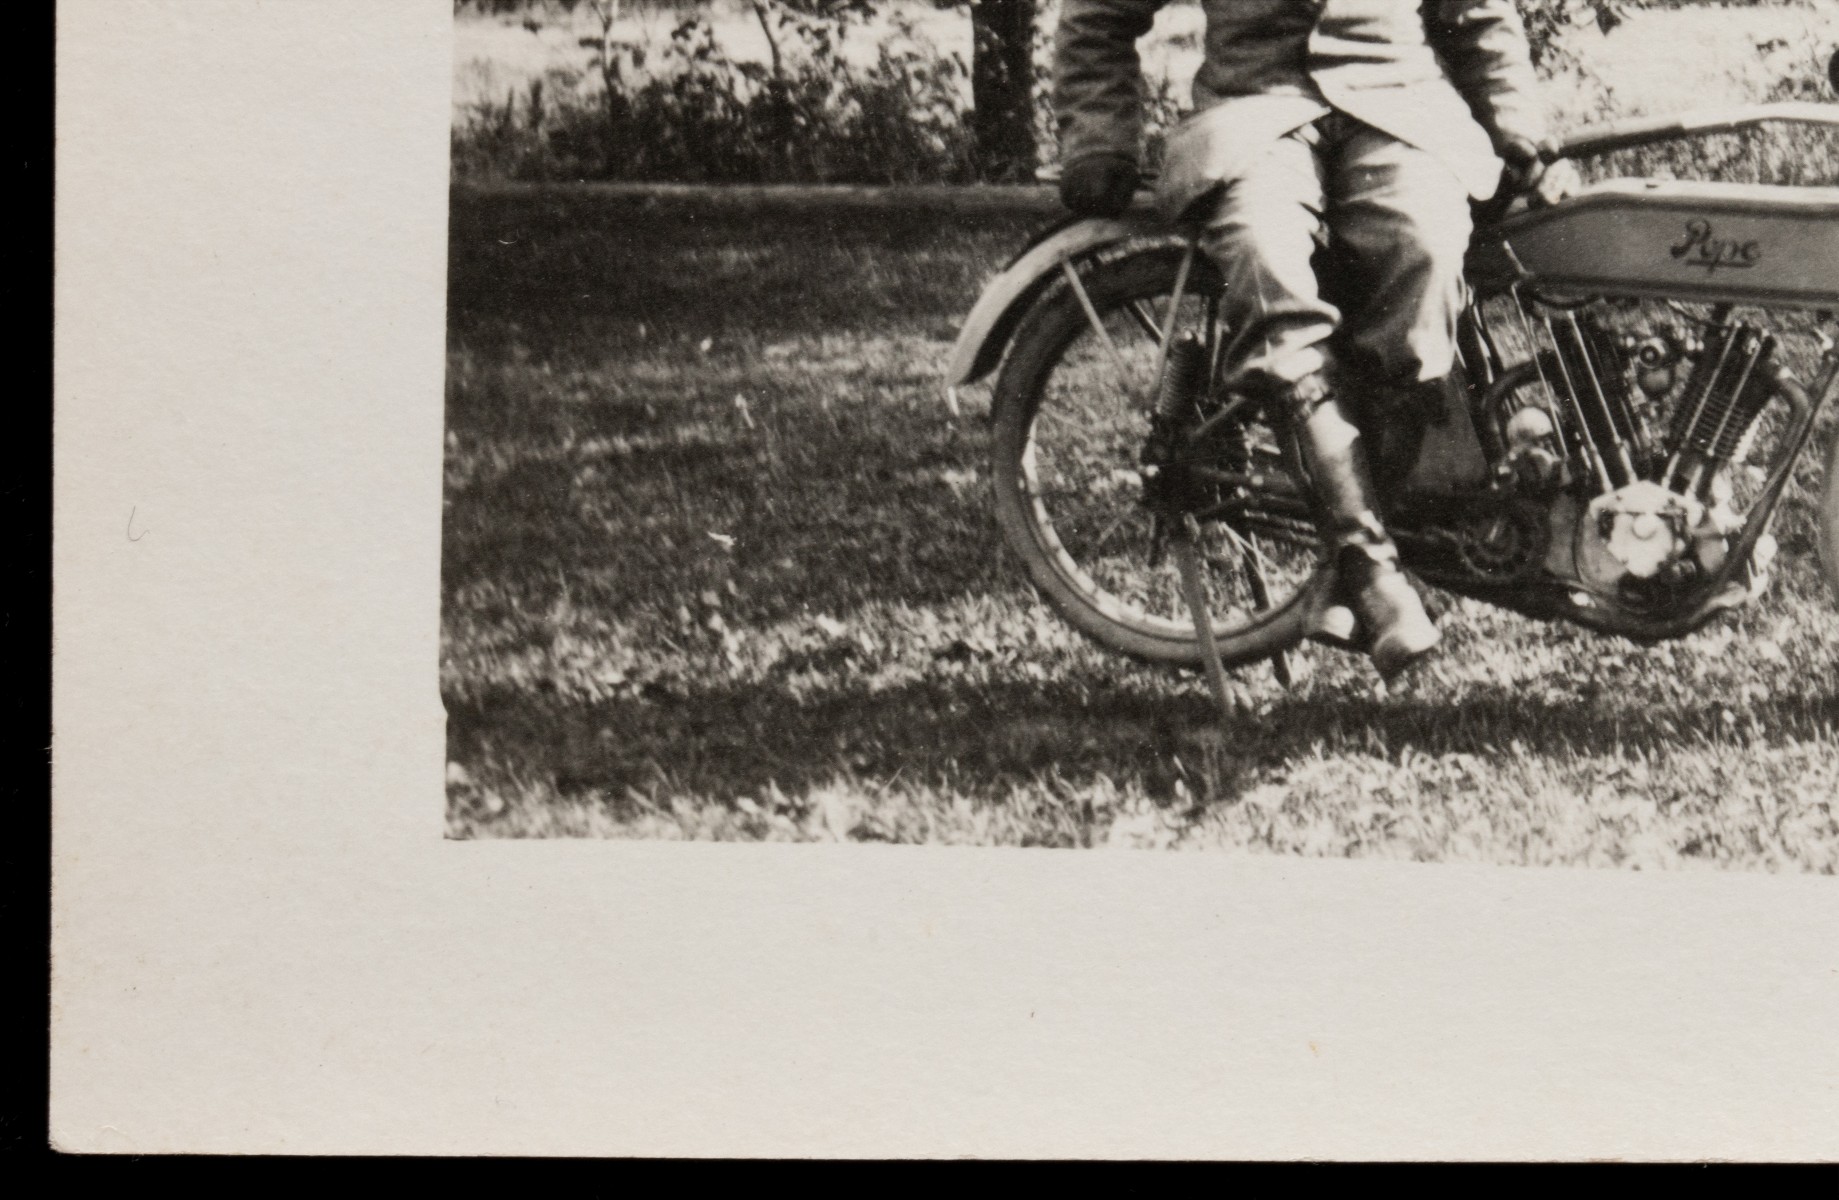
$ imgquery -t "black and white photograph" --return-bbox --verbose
[49,0,1839,1158]
[442,0,1839,867]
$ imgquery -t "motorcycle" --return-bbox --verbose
[944,95,1839,696]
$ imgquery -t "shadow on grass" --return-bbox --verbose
[440,370,1008,624]
[442,190,1039,627]
[446,667,1839,809]
[448,190,1041,354]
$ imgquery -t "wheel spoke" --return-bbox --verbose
[1217,519,1273,582]
[992,247,1327,664]
[1089,508,1144,555]
[1187,391,1258,442]
[1240,548,1276,612]
[1061,261,1136,396]
[1124,301,1161,341]
[1146,244,1195,388]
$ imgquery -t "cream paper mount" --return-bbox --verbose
[50,0,1839,1160]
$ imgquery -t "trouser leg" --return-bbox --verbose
[1326,122,1475,413]
[1318,124,1467,673]
[1318,124,1479,506]
[1190,129,1392,563]
[1327,123,1473,384]
[1192,126,1337,391]
[1188,122,1441,676]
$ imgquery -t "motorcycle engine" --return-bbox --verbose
[1490,310,1785,606]
[1572,481,1737,590]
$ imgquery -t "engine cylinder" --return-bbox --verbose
[1662,324,1776,498]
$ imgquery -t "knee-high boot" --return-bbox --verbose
[1287,375,1441,680]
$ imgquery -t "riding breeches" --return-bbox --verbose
[1191,112,1475,394]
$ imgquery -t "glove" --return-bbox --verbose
[1500,136,1581,209]
[1059,153,1140,218]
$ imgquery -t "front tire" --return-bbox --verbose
[988,241,1329,669]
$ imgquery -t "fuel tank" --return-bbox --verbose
[1470,179,1839,310]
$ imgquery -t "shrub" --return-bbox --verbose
[453,1,979,183]
[1576,18,1839,186]
[451,0,1836,185]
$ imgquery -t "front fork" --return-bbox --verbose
[1139,331,1301,689]
[1140,333,1216,527]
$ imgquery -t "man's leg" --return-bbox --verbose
[1329,122,1476,391]
[1192,125,1440,678]
[1285,375,1442,678]
[1314,124,1485,671]
[1192,126,1337,391]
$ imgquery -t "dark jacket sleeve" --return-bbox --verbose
[1053,0,1164,168]
[1423,0,1551,153]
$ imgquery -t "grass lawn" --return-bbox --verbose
[442,186,1839,869]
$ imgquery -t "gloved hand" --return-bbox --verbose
[1059,153,1140,218]
[1500,136,1582,208]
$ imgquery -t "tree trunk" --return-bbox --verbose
[970,0,1037,182]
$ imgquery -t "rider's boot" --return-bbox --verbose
[1283,373,1441,681]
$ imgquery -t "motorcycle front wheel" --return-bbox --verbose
[989,240,1328,670]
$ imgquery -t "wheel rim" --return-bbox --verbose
[1010,254,1325,648]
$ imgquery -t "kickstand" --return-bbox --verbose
[1170,515,1236,726]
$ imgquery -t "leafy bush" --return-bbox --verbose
[454,0,979,183]
[452,0,1836,185]
[1576,17,1839,185]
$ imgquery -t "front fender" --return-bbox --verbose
[943,217,1137,392]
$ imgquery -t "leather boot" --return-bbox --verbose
[1285,376,1441,680]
